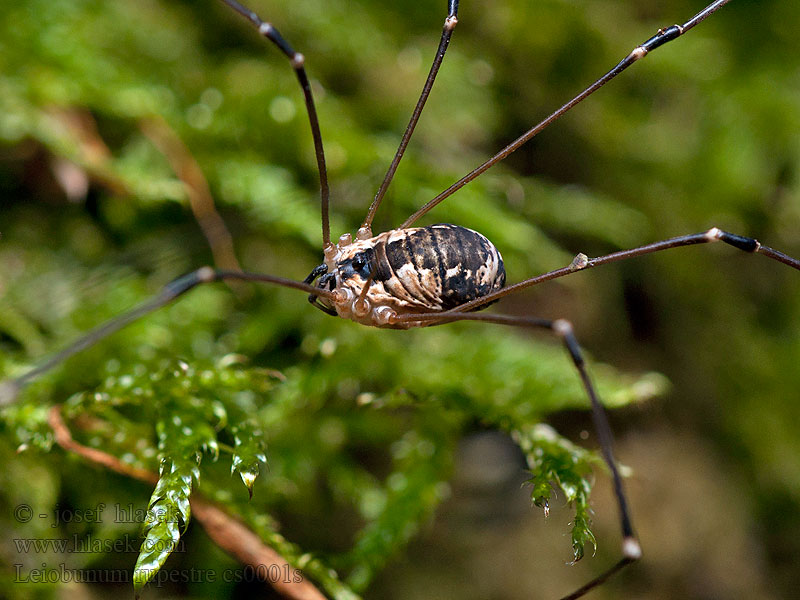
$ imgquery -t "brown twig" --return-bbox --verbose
[49,109,242,275]
[47,405,327,600]
[49,108,129,198]
[140,115,243,273]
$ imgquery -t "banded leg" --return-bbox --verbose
[0,269,334,406]
[401,0,734,227]
[389,310,641,600]
[360,1,460,235]
[450,228,800,314]
[220,0,332,247]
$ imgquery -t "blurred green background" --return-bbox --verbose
[1,0,799,598]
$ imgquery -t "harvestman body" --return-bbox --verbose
[307,224,506,327]
[3,0,800,598]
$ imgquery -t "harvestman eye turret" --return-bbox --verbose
[2,0,799,598]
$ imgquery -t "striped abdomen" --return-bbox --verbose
[378,224,505,310]
[330,224,506,326]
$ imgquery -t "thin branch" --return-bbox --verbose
[49,107,129,197]
[47,406,328,600]
[49,406,158,485]
[140,115,243,273]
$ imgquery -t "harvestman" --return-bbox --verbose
[2,0,799,597]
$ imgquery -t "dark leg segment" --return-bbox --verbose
[401,0,734,227]
[389,311,641,599]
[220,0,331,247]
[450,228,800,314]
[0,268,334,406]
[361,1,460,234]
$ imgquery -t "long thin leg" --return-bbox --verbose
[0,268,334,406]
[388,311,641,599]
[449,228,800,314]
[401,0,733,228]
[220,0,332,248]
[360,1,460,236]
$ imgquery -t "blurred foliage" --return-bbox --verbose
[0,0,799,599]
